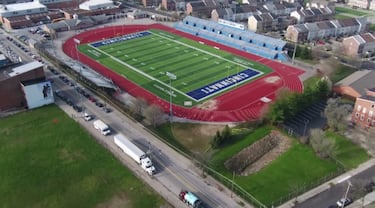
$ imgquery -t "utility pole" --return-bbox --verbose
[341,181,352,208]
[166,72,176,121]
[292,41,297,64]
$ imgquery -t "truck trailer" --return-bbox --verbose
[93,119,111,136]
[114,134,155,175]
[179,190,203,208]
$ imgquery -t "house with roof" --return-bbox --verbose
[348,0,370,10]
[335,70,375,127]
[186,0,212,18]
[285,17,368,42]
[343,33,375,57]
[290,6,333,24]
[161,0,177,11]
[352,91,375,128]
[285,24,308,42]
[248,13,277,32]
[262,2,300,17]
[316,21,336,38]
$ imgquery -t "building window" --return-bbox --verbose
[355,112,359,118]
[360,114,364,121]
[372,104,375,108]
[369,110,373,117]
[363,107,367,114]
[357,105,362,111]
[368,118,371,123]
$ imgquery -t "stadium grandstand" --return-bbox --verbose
[174,16,289,62]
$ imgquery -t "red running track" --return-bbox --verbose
[62,24,304,122]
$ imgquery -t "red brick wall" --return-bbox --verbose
[0,67,45,111]
[352,97,375,127]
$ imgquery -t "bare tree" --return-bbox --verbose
[143,104,166,128]
[324,98,353,132]
[129,97,147,116]
[309,129,336,159]
[194,151,213,177]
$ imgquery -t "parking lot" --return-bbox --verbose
[283,101,327,137]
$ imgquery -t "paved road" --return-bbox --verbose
[295,166,375,208]
[41,20,253,207]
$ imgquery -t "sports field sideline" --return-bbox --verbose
[79,29,273,106]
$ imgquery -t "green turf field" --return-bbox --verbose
[79,29,273,106]
[0,105,166,208]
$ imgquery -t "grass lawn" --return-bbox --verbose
[239,142,339,206]
[330,64,356,83]
[335,14,352,20]
[303,76,321,88]
[152,122,369,206]
[370,24,375,32]
[0,105,165,208]
[209,126,339,206]
[326,131,370,170]
[335,7,370,16]
[79,29,273,106]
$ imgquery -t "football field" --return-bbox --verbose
[79,29,273,106]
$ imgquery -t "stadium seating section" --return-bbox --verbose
[174,16,289,62]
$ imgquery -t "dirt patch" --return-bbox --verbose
[264,76,281,84]
[240,131,292,176]
[172,123,226,152]
[96,192,131,208]
[196,100,218,110]
[196,123,226,137]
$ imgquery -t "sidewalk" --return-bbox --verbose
[348,192,375,208]
[279,158,375,208]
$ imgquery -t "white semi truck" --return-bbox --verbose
[114,134,155,175]
[93,119,111,136]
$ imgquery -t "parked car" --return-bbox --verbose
[95,102,104,108]
[83,113,93,121]
[73,104,83,112]
[336,198,352,207]
[103,107,111,113]
[89,96,97,103]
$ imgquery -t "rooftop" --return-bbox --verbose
[8,61,44,77]
[0,1,46,13]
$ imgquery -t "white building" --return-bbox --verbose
[0,0,47,18]
[79,0,115,10]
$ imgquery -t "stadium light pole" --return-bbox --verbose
[73,38,82,77]
[166,72,176,121]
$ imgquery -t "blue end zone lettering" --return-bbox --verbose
[187,69,260,100]
[90,31,151,47]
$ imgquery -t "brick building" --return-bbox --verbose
[352,89,375,128]
[0,62,45,111]
[342,33,375,58]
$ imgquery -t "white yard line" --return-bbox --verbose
[88,31,264,102]
[151,31,261,72]
[87,44,191,100]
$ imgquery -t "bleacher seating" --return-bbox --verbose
[174,16,288,62]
